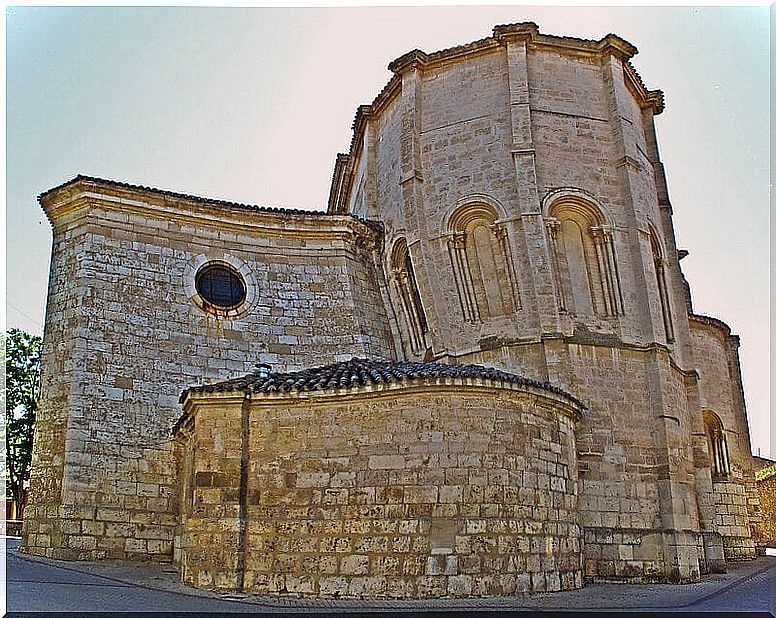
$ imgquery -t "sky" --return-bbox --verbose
[4,6,771,457]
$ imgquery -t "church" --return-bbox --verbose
[22,23,766,598]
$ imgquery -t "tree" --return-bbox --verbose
[4,328,41,519]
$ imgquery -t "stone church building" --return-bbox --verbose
[22,23,765,597]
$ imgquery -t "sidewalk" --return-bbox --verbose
[5,537,775,613]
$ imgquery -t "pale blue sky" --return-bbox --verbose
[5,6,771,456]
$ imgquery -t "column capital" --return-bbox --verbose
[590,224,615,240]
[491,222,508,240]
[447,232,467,250]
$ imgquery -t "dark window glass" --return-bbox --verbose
[196,264,246,309]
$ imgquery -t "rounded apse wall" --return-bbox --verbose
[179,380,584,598]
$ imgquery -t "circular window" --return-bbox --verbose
[195,263,247,312]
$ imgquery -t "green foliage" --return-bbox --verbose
[756,463,776,481]
[5,328,42,518]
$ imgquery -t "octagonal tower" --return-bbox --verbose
[329,22,757,581]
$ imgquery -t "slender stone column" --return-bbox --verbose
[590,224,625,317]
[447,233,480,323]
[590,226,614,317]
[493,223,522,311]
[655,256,675,342]
[393,269,426,355]
[544,218,566,313]
[603,228,625,315]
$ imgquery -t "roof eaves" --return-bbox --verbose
[181,358,586,411]
[38,175,328,217]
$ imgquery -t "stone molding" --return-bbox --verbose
[40,174,321,216]
[440,193,508,235]
[40,175,379,246]
[540,187,615,225]
[688,313,735,337]
[178,376,585,424]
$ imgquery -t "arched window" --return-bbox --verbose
[704,411,731,478]
[390,238,428,355]
[545,196,623,318]
[649,227,674,343]
[447,202,520,323]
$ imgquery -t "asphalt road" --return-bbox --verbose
[5,537,775,615]
[686,562,775,612]
[6,542,260,613]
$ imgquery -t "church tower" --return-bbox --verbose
[328,22,758,580]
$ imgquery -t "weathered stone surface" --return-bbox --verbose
[22,22,761,597]
[176,381,583,596]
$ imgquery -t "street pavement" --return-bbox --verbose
[4,537,775,614]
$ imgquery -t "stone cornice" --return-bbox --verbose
[387,49,430,74]
[494,23,638,62]
[180,379,585,425]
[688,313,735,337]
[390,23,641,74]
[436,336,699,381]
[39,174,319,217]
[328,76,402,214]
[40,175,379,245]
[492,21,540,43]
[624,61,665,114]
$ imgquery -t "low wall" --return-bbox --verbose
[5,520,23,537]
[755,467,776,549]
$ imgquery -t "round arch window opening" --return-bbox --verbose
[195,263,247,312]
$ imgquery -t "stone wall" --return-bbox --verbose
[689,316,756,559]
[428,337,710,581]
[754,465,776,549]
[711,480,755,559]
[326,23,760,582]
[22,177,394,561]
[177,382,583,597]
[24,23,762,591]
[23,219,87,558]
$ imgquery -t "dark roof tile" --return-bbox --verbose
[180,357,584,409]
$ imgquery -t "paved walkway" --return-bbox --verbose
[5,537,775,613]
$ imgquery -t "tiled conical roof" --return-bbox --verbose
[180,357,583,406]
